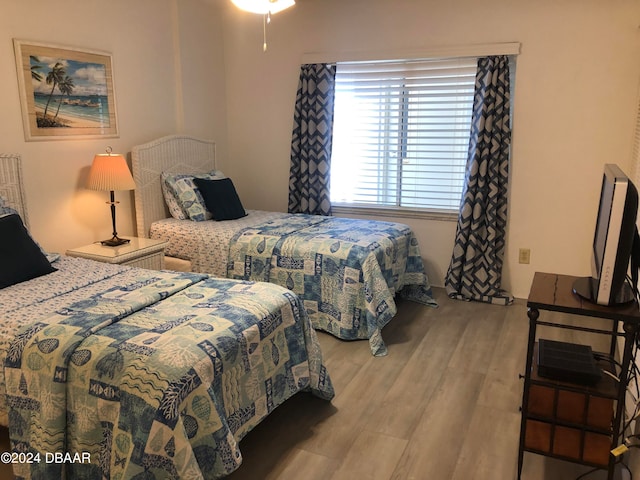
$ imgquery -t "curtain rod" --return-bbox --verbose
[302,42,521,65]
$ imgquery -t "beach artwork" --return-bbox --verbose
[14,40,118,141]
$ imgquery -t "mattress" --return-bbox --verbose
[149,211,437,356]
[2,256,333,479]
[150,210,285,276]
[0,257,144,425]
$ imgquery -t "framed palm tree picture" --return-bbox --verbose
[13,39,118,141]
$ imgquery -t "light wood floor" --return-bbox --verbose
[226,288,638,480]
[0,287,637,479]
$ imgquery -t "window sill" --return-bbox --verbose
[331,204,458,222]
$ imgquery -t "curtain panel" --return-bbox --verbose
[445,55,514,305]
[288,63,336,216]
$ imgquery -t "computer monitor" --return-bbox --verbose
[573,164,638,306]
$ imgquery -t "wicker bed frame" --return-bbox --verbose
[131,134,216,239]
[0,153,29,227]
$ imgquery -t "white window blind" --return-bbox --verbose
[330,57,477,212]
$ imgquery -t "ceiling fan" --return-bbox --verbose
[230,0,296,51]
[230,0,295,15]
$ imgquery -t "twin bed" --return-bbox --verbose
[131,135,437,357]
[1,134,436,479]
[0,154,333,479]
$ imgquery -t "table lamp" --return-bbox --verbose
[86,147,136,247]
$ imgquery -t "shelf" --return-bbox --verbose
[523,342,615,468]
[518,272,640,480]
[529,343,618,399]
[524,419,611,467]
[527,272,640,324]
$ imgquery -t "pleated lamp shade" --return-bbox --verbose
[86,153,135,192]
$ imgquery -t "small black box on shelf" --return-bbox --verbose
[537,339,602,386]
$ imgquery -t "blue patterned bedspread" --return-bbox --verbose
[227,214,437,356]
[4,270,333,479]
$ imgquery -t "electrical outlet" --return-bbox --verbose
[519,248,531,264]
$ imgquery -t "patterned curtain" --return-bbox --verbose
[288,63,336,216]
[445,56,513,305]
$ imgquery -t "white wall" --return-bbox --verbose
[0,0,226,254]
[175,0,229,151]
[2,0,639,300]
[220,0,640,298]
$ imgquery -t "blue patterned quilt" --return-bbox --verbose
[4,270,333,479]
[227,214,437,356]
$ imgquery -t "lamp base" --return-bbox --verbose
[100,236,130,247]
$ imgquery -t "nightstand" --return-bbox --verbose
[66,237,168,270]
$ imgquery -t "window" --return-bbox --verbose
[330,57,478,214]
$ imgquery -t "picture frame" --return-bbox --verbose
[13,39,118,141]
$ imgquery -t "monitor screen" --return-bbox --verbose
[574,164,638,306]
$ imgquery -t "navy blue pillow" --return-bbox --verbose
[193,178,247,221]
[0,214,56,288]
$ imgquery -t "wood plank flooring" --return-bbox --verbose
[0,287,637,479]
[225,288,636,480]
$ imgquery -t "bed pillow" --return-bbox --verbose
[0,202,59,264]
[162,170,226,221]
[160,177,188,220]
[0,214,57,288]
[193,178,247,221]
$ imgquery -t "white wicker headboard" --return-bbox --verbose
[131,134,216,238]
[0,153,30,228]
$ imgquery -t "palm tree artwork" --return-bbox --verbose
[53,76,75,121]
[29,56,43,82]
[29,55,109,128]
[38,62,67,127]
[22,43,114,136]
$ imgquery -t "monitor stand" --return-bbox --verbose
[572,276,636,306]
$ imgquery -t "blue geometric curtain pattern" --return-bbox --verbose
[444,56,514,305]
[288,63,336,216]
